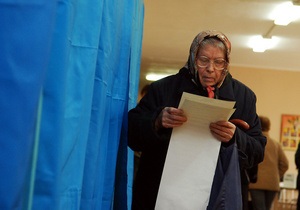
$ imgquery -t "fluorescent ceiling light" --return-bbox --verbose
[146,73,171,81]
[248,35,279,53]
[270,2,300,26]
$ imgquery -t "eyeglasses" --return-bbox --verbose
[196,56,227,71]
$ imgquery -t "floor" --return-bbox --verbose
[274,189,297,210]
[248,189,298,210]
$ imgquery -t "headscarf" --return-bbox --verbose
[185,30,231,87]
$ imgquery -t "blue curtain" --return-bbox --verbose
[0,0,144,209]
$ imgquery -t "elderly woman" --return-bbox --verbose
[128,30,266,210]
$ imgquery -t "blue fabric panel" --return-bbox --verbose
[0,0,144,209]
[80,0,144,209]
[57,5,101,205]
[80,0,130,208]
[32,0,71,208]
[33,0,102,209]
[123,1,144,209]
[32,1,70,209]
[0,2,56,209]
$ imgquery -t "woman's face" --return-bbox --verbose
[196,44,227,88]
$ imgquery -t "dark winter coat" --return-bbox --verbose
[295,143,300,189]
[128,67,266,210]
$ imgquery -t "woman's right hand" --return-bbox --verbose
[155,107,187,130]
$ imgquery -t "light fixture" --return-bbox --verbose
[146,73,171,81]
[248,35,279,53]
[270,2,300,26]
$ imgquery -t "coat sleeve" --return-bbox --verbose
[231,90,267,169]
[127,82,172,152]
[277,142,289,179]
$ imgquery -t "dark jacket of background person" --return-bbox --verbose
[296,143,300,189]
[295,142,300,210]
[128,66,266,210]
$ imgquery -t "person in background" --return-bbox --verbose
[139,84,150,101]
[295,142,300,210]
[249,116,289,210]
[128,30,266,210]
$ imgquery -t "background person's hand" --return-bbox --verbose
[209,121,236,143]
[155,107,187,130]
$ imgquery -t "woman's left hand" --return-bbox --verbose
[209,121,236,143]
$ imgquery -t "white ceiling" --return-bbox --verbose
[140,0,300,86]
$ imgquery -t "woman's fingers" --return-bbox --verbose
[210,121,236,143]
[161,107,187,128]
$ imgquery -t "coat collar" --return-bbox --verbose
[217,73,235,101]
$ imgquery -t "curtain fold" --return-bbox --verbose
[0,1,57,209]
[0,0,144,209]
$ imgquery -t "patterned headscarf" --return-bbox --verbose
[185,30,231,86]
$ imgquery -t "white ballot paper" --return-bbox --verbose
[155,92,236,210]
